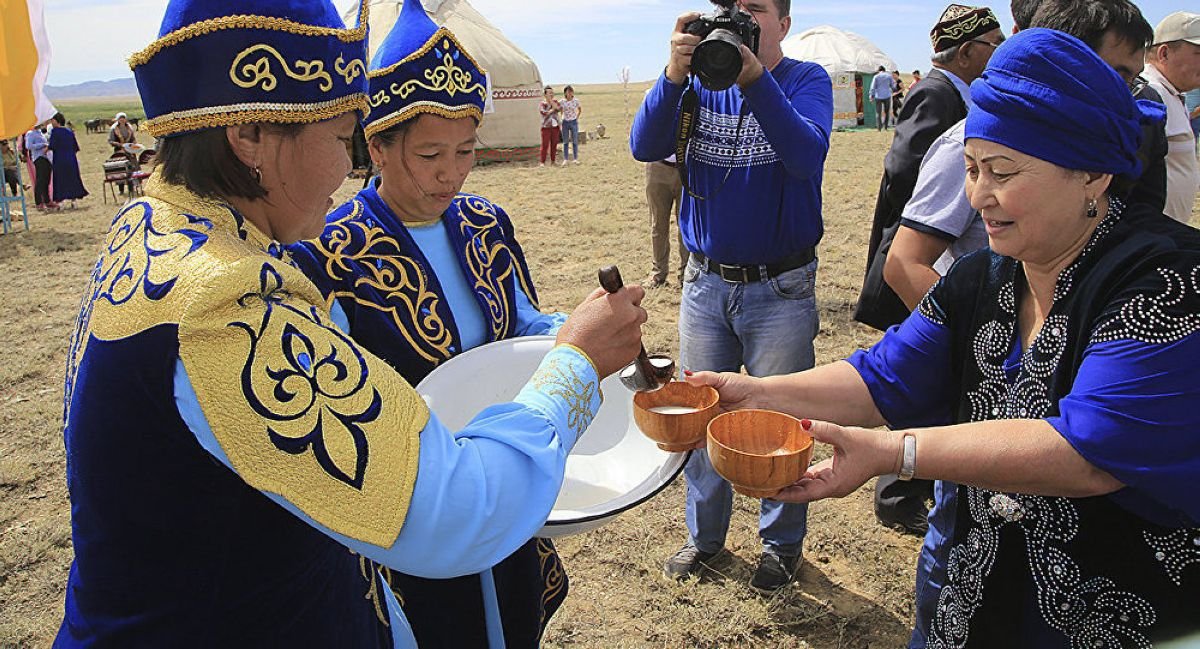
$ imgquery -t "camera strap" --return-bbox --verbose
[674,84,700,194]
[673,77,747,202]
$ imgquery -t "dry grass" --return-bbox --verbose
[4,85,1195,649]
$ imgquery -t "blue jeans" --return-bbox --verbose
[561,119,579,161]
[679,255,819,557]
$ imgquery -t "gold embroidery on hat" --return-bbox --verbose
[231,44,334,92]
[129,12,368,68]
[387,50,486,103]
[936,14,987,44]
[335,55,367,85]
[370,90,391,108]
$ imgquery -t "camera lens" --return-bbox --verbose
[693,29,743,91]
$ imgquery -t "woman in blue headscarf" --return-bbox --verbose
[686,29,1200,646]
[289,1,574,645]
[55,1,645,647]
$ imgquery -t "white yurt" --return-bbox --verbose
[782,26,898,129]
[349,0,544,161]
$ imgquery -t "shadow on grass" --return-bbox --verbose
[685,554,912,649]
[0,228,92,261]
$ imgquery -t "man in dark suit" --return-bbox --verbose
[855,4,1003,538]
[856,4,1003,334]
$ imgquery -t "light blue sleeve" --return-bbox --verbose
[900,121,975,239]
[174,302,602,579]
[514,282,566,337]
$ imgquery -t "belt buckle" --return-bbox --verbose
[718,263,750,283]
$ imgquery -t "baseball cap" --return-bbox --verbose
[1153,11,1200,46]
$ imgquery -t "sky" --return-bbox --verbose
[43,0,1187,88]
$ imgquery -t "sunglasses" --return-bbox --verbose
[968,38,1005,49]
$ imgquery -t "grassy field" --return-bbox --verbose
[50,97,146,135]
[2,86,1195,648]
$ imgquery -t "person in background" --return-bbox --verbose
[1142,11,1200,223]
[881,3,1158,645]
[870,65,894,130]
[890,70,905,126]
[539,86,562,167]
[644,153,685,289]
[48,112,88,209]
[107,112,136,154]
[560,85,582,165]
[289,0,574,644]
[911,69,922,87]
[692,28,1199,647]
[107,112,138,195]
[54,0,646,646]
[857,3,1003,333]
[1,140,21,197]
[24,125,55,210]
[856,3,1002,540]
[1186,87,1200,148]
[631,0,832,593]
[887,0,1158,311]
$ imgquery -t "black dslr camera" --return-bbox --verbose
[684,0,761,91]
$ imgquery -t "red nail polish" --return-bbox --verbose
[800,419,812,431]
[683,369,694,376]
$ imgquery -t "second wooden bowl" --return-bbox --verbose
[707,409,814,498]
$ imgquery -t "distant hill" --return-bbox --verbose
[46,78,138,100]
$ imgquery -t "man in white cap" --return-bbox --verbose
[107,112,138,195]
[1143,11,1200,223]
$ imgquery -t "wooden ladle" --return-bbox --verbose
[598,266,676,392]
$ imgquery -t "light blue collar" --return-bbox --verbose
[939,68,975,111]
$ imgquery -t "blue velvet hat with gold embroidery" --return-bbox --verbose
[130,0,371,138]
[362,0,488,140]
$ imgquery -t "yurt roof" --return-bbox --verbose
[782,25,898,76]
[349,0,541,89]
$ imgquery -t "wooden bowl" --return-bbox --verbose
[632,381,720,452]
[707,410,814,498]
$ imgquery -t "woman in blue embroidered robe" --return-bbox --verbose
[686,30,1200,647]
[289,2,572,645]
[54,2,646,647]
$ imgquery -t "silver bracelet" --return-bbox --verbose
[898,433,917,481]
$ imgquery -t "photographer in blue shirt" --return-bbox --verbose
[631,0,831,594]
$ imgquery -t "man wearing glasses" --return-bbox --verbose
[856,4,1003,335]
[851,1,1003,557]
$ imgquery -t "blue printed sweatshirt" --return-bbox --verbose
[630,59,832,265]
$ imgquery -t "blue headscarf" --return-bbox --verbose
[965,28,1165,178]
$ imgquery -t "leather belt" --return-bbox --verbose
[692,249,815,283]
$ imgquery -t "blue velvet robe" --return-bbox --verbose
[290,183,567,649]
[57,176,601,649]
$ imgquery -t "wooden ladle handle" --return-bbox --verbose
[598,265,624,294]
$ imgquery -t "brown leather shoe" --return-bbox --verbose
[643,275,667,289]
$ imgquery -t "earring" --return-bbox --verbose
[251,166,263,184]
[1085,198,1098,219]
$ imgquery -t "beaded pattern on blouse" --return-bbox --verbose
[928,197,1170,648]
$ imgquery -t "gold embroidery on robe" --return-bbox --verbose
[530,355,598,440]
[537,538,567,629]
[320,200,454,363]
[458,196,517,343]
[179,254,426,546]
[69,174,428,547]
